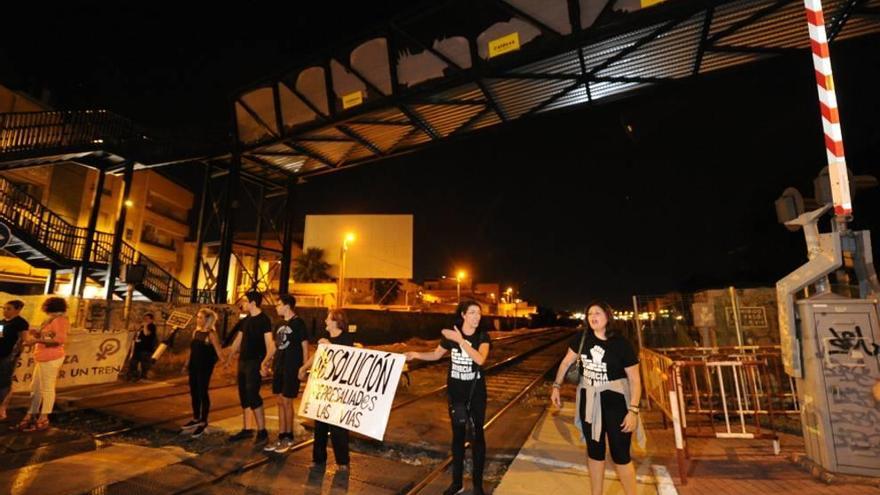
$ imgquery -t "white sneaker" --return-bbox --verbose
[191,424,208,438]
[275,437,294,454]
[180,420,202,434]
[264,438,283,452]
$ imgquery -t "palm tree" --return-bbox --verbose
[293,248,332,282]
[373,279,401,305]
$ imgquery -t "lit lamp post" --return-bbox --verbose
[338,232,356,308]
[506,287,515,329]
[456,270,466,303]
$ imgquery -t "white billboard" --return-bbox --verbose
[303,214,413,279]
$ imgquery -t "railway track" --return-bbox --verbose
[171,327,574,494]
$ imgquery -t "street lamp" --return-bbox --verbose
[506,287,515,329]
[339,232,356,307]
[456,270,466,302]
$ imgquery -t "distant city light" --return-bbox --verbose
[614,311,636,321]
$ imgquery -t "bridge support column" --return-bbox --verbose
[216,116,242,304]
[105,160,134,303]
[278,180,296,295]
[44,268,56,295]
[76,167,106,297]
[190,162,212,303]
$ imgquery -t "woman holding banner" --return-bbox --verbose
[180,308,224,438]
[14,297,68,432]
[406,300,491,495]
[550,301,643,495]
[300,309,353,469]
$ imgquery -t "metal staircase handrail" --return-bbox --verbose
[0,109,224,164]
[0,177,87,261]
[0,174,194,302]
[0,109,144,155]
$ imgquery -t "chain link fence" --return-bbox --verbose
[630,287,780,350]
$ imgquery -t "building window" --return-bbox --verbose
[125,228,133,241]
[98,212,111,231]
[146,192,189,223]
[141,224,175,250]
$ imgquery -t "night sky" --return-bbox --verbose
[2,3,879,310]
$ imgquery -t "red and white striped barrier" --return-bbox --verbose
[804,0,852,216]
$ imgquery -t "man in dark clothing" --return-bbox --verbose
[264,294,308,454]
[0,300,29,421]
[127,313,158,381]
[224,292,275,443]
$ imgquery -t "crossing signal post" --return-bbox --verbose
[775,169,880,477]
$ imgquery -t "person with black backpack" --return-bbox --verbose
[550,301,644,495]
[405,300,491,495]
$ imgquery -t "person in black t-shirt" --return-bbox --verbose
[263,294,308,454]
[225,291,275,444]
[127,313,158,381]
[550,301,641,495]
[313,312,355,349]
[179,308,225,439]
[300,309,354,469]
[406,300,491,495]
[0,300,29,421]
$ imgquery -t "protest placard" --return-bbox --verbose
[298,343,405,441]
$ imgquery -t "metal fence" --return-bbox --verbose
[640,344,799,484]
[631,287,781,350]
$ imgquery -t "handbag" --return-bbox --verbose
[38,316,61,348]
[564,329,587,384]
[450,401,471,428]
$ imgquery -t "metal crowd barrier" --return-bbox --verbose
[640,345,799,484]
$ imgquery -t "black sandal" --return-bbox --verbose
[11,415,33,431]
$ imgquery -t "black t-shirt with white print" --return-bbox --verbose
[569,330,638,387]
[441,329,491,401]
[273,316,306,371]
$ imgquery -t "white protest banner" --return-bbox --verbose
[298,343,405,441]
[12,330,133,392]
